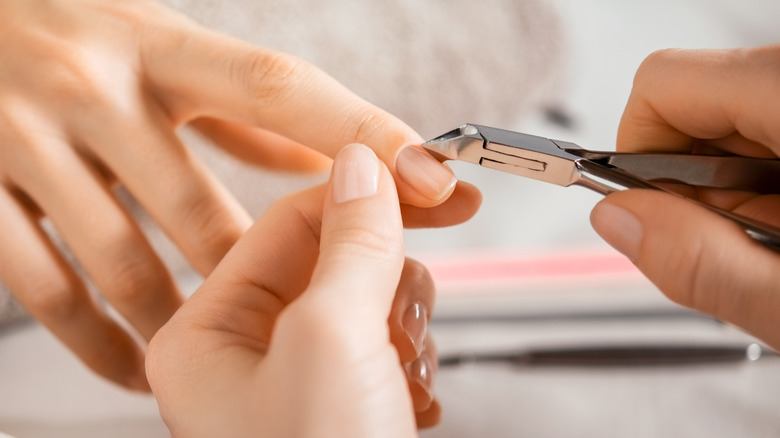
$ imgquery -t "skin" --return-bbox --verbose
[590,45,780,350]
[147,145,441,436]
[8,2,774,434]
[0,0,480,390]
[149,46,780,436]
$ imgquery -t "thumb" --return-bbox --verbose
[267,143,414,438]
[591,190,780,349]
[305,143,405,322]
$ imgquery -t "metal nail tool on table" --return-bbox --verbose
[437,342,776,368]
[422,124,780,251]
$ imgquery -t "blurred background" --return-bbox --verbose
[2,0,780,436]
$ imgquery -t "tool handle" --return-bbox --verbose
[575,159,780,252]
[565,149,780,194]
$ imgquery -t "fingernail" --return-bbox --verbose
[332,144,379,203]
[407,354,434,398]
[591,202,643,263]
[402,302,428,357]
[396,146,457,202]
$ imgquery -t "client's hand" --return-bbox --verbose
[590,46,780,349]
[0,0,477,390]
[147,144,448,436]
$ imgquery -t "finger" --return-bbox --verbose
[172,145,403,343]
[389,259,435,362]
[401,181,482,229]
[590,190,780,349]
[283,144,412,432]
[618,46,780,156]
[189,117,332,173]
[416,399,442,429]
[149,145,417,436]
[6,134,182,342]
[145,29,460,207]
[0,184,148,390]
[172,145,403,341]
[305,143,404,321]
[77,103,251,275]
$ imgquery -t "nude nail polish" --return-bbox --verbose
[402,302,428,357]
[408,354,434,397]
[396,146,457,202]
[332,144,379,203]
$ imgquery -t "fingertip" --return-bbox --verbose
[590,197,643,263]
[401,181,482,229]
[593,190,780,339]
[454,180,483,216]
[394,146,458,207]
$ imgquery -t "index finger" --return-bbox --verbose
[617,46,780,158]
[143,21,458,207]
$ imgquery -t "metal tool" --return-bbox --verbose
[423,124,780,251]
[438,342,774,368]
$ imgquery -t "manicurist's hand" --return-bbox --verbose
[0,0,479,390]
[147,144,452,436]
[590,46,780,349]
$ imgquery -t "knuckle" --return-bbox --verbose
[177,192,244,271]
[15,272,84,321]
[43,56,114,111]
[326,222,402,261]
[674,242,708,310]
[101,249,171,306]
[352,109,387,144]
[688,244,744,323]
[345,107,399,149]
[0,108,70,183]
[237,49,308,107]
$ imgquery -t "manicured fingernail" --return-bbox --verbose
[402,302,428,357]
[407,354,434,398]
[590,202,643,263]
[332,144,379,203]
[396,146,457,202]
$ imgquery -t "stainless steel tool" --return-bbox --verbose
[423,123,780,250]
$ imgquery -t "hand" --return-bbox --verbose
[590,46,780,349]
[0,0,478,390]
[147,144,452,436]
